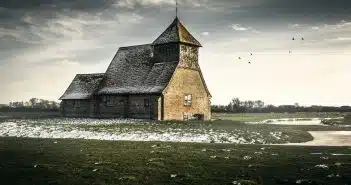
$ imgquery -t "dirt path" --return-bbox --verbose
[285,131,351,146]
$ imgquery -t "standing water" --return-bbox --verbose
[246,117,344,125]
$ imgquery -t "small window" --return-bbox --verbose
[144,99,149,108]
[73,100,80,108]
[105,96,112,106]
[184,94,192,106]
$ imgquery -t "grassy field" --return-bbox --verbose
[1,111,348,121]
[212,112,349,122]
[1,112,351,144]
[0,112,351,184]
[0,137,351,185]
[0,111,60,120]
[0,118,314,144]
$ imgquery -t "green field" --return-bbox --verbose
[212,112,348,122]
[0,137,351,185]
[0,112,351,145]
[0,112,351,184]
[0,111,348,121]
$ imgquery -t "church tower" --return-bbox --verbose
[152,16,211,121]
[152,17,202,71]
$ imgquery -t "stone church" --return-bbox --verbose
[59,16,211,120]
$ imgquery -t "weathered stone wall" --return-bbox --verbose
[178,44,199,69]
[162,44,211,121]
[98,95,159,119]
[163,68,211,120]
[61,100,91,117]
[153,43,179,62]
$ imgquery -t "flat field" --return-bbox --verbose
[0,137,351,185]
[212,112,349,122]
[0,112,351,185]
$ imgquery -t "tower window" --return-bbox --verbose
[184,94,192,106]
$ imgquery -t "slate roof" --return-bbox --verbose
[152,17,202,47]
[59,73,104,100]
[97,44,178,95]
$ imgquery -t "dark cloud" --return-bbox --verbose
[0,0,119,31]
[255,0,351,21]
[0,0,114,11]
[201,0,350,26]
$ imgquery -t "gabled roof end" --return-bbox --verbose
[152,17,202,47]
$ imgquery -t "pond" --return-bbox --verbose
[285,131,351,146]
[246,117,344,125]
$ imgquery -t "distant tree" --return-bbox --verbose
[254,100,265,108]
[5,98,60,110]
[228,97,241,112]
[294,103,300,108]
[29,98,38,108]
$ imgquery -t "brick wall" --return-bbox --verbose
[162,44,211,121]
[162,68,211,121]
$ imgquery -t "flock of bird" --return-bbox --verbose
[238,36,305,64]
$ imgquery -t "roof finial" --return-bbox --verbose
[176,0,178,18]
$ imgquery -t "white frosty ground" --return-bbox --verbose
[0,120,283,144]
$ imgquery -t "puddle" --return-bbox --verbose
[246,117,344,125]
[284,131,351,146]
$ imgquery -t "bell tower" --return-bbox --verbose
[152,17,202,70]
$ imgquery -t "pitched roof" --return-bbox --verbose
[152,17,202,47]
[97,44,178,95]
[59,73,104,100]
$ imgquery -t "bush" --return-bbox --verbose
[321,119,336,125]
[344,114,351,120]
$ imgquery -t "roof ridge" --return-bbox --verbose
[119,44,151,49]
[175,17,180,43]
[76,73,105,76]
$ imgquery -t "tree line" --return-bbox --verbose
[212,97,351,113]
[0,98,60,112]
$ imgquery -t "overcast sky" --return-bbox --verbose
[1,0,351,106]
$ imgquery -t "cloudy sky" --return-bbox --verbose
[1,0,351,106]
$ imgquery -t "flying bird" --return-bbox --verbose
[238,57,241,60]
[292,37,295,40]
[250,53,253,56]
[301,37,304,40]
[289,50,291,54]
[248,61,251,64]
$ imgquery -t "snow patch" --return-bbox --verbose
[331,153,351,156]
[0,121,286,144]
[314,164,329,169]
